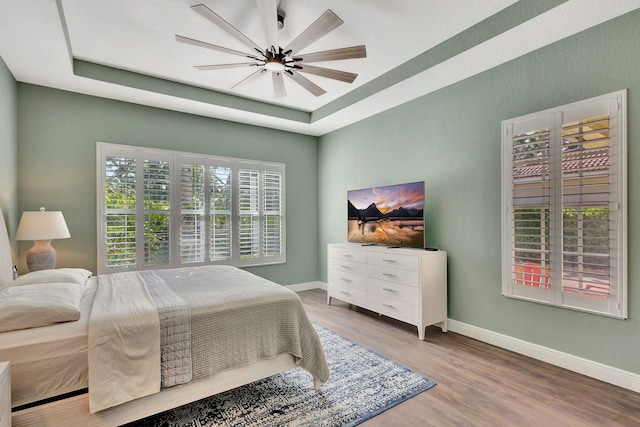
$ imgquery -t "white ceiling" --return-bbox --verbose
[1,0,639,136]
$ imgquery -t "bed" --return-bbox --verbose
[0,208,329,426]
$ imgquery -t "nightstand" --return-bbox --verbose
[0,362,9,427]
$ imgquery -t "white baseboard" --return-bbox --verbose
[447,319,640,393]
[295,282,640,393]
[287,281,326,292]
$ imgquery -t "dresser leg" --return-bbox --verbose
[327,295,332,305]
[418,326,426,340]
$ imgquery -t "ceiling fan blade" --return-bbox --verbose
[191,4,263,53]
[285,70,326,97]
[295,45,367,63]
[256,0,278,51]
[283,10,343,55]
[194,63,261,71]
[232,68,268,89]
[175,35,260,59]
[295,64,358,83]
[272,72,286,97]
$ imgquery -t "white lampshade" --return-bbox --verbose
[16,207,71,241]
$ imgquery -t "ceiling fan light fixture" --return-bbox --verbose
[264,59,285,72]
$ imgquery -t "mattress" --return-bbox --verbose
[0,277,96,407]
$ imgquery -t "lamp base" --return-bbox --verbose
[26,240,57,272]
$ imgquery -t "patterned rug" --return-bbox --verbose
[126,324,435,427]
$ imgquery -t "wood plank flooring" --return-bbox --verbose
[298,289,640,427]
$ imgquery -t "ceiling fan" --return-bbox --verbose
[175,1,366,98]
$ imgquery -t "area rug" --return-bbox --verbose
[126,324,436,427]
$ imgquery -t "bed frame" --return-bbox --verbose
[0,207,305,426]
[12,353,298,427]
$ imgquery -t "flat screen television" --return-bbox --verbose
[347,181,424,248]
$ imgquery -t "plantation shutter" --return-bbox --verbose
[507,116,553,302]
[238,167,260,259]
[262,170,283,257]
[98,143,285,272]
[180,163,206,263]
[143,159,171,266]
[561,115,611,296]
[210,165,232,261]
[502,90,626,318]
[558,98,624,316]
[104,155,137,269]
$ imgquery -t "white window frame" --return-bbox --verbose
[97,142,286,274]
[501,90,627,319]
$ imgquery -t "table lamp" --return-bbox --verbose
[15,207,71,272]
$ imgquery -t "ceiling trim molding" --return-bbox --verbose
[311,0,570,122]
[55,0,73,68]
[72,59,311,123]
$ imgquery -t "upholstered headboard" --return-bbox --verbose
[0,206,14,286]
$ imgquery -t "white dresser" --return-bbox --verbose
[0,362,9,427]
[327,243,447,340]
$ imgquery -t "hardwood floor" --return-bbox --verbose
[298,289,640,427]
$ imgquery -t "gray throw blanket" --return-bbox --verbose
[141,266,330,388]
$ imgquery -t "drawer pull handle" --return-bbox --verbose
[340,265,351,269]
[382,259,396,263]
[340,291,351,296]
[382,273,395,277]
[382,303,395,309]
[382,287,396,293]
[343,253,352,257]
[341,278,352,282]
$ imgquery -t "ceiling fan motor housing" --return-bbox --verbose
[277,11,285,29]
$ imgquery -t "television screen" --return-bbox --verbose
[347,181,424,248]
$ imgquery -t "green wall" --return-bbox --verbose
[318,10,640,374]
[10,5,640,377]
[0,55,18,254]
[17,85,318,285]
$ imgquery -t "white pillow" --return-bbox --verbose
[0,282,84,332]
[11,268,92,287]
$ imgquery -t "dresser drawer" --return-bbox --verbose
[328,257,366,275]
[366,264,419,287]
[329,282,366,306]
[328,269,366,291]
[366,251,419,271]
[328,246,366,263]
[367,293,418,325]
[367,278,419,302]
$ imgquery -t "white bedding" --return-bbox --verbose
[0,282,85,332]
[88,272,161,413]
[0,278,97,407]
[1,264,329,416]
[88,266,330,414]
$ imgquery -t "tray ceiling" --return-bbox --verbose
[1,1,639,136]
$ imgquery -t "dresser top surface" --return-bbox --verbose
[328,242,446,256]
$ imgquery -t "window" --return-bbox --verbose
[98,143,285,274]
[501,90,627,318]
